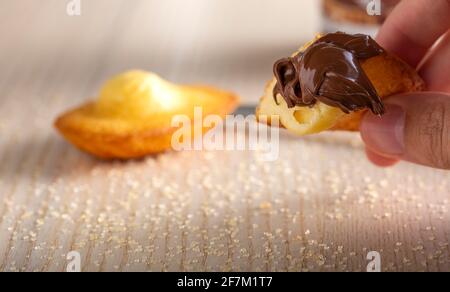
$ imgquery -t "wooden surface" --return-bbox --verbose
[0,0,449,272]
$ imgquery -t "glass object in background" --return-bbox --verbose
[322,0,400,36]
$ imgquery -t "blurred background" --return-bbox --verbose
[1,0,400,106]
[0,0,322,106]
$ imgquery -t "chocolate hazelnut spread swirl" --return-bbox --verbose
[273,32,386,115]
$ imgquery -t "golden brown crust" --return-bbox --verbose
[55,86,239,159]
[331,53,426,131]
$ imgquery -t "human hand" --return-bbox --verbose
[360,0,450,169]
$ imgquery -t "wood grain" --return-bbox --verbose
[0,0,449,272]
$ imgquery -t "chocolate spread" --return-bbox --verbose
[273,32,386,115]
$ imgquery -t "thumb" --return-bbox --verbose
[360,92,450,170]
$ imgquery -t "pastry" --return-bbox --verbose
[323,0,400,25]
[55,70,239,159]
[257,32,425,135]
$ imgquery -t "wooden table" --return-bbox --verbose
[0,0,449,272]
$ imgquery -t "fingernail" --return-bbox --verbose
[360,104,406,157]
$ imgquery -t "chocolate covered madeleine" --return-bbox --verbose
[257,32,425,135]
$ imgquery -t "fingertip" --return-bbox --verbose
[363,92,450,170]
[365,148,400,168]
[376,0,450,68]
[360,104,406,157]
